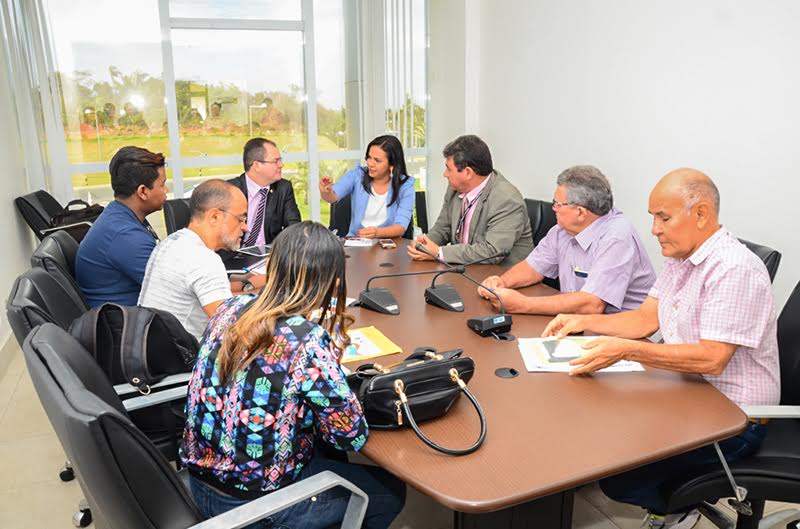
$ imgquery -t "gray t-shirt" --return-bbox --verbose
[138,228,232,339]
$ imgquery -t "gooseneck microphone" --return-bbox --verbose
[356,267,460,315]
[413,244,513,337]
[413,244,466,312]
[460,273,514,339]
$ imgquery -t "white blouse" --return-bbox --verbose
[361,190,389,227]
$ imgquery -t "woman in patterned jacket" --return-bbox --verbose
[181,221,405,528]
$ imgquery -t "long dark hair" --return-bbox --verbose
[217,221,353,383]
[360,135,409,207]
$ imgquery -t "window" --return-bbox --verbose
[41,0,428,227]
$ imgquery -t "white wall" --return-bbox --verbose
[460,0,799,307]
[0,31,36,375]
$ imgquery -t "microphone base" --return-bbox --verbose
[467,314,513,337]
[424,284,464,312]
[357,288,400,315]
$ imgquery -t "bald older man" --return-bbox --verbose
[542,168,779,528]
[138,179,266,339]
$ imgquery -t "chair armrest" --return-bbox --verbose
[114,373,192,397]
[187,470,368,529]
[741,405,800,419]
[41,221,93,235]
[122,385,188,411]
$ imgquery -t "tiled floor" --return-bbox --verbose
[0,342,796,529]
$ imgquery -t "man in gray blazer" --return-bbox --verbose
[408,135,532,267]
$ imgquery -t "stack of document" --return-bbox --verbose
[518,337,644,373]
[344,237,376,247]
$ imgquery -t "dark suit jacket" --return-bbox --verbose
[228,173,302,245]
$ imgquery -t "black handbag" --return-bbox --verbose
[346,347,486,455]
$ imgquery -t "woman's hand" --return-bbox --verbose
[319,175,333,194]
[357,226,379,239]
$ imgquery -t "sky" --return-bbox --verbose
[46,0,426,110]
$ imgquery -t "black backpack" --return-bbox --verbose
[69,303,199,393]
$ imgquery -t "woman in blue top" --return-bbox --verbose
[319,135,415,238]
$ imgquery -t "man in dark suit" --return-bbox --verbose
[228,138,301,246]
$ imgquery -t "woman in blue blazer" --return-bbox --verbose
[320,135,415,238]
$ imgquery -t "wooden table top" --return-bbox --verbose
[343,241,747,513]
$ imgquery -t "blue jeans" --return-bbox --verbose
[600,422,766,514]
[190,451,406,529]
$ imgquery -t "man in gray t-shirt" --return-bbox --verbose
[138,179,265,338]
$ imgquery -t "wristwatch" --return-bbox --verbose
[241,278,255,292]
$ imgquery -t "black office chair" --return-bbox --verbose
[14,190,93,242]
[5,267,88,347]
[739,238,782,284]
[415,190,429,233]
[524,197,557,247]
[5,266,92,489]
[30,231,86,306]
[524,198,560,290]
[660,279,800,529]
[329,194,352,237]
[164,198,192,235]
[23,323,369,529]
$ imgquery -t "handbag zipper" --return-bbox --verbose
[395,400,403,426]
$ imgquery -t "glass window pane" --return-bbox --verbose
[384,0,426,149]
[318,159,360,227]
[314,0,360,151]
[411,0,427,148]
[169,0,301,20]
[171,29,307,157]
[72,170,175,239]
[407,156,427,191]
[183,162,312,220]
[45,0,168,164]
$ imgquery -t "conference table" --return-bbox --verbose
[335,240,747,529]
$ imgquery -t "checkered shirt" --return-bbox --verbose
[650,228,780,407]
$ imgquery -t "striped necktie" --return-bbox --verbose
[243,187,269,247]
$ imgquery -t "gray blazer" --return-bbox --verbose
[427,170,533,267]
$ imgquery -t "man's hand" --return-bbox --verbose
[357,226,379,239]
[319,175,333,194]
[478,275,505,299]
[568,337,635,376]
[484,287,531,313]
[407,234,440,261]
[542,314,587,338]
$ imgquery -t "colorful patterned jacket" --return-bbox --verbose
[180,294,368,498]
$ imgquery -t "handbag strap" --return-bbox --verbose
[395,368,487,456]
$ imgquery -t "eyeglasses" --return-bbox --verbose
[256,158,283,165]
[552,199,580,211]
[219,209,248,224]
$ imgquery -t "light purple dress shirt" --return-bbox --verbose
[243,175,270,247]
[525,208,656,313]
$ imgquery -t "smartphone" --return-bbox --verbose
[379,239,396,249]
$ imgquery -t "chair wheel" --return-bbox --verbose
[59,466,75,482]
[72,508,92,527]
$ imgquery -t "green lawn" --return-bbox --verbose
[69,132,341,186]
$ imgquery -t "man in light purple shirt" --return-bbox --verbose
[543,168,779,528]
[480,165,655,315]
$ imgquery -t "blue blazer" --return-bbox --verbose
[332,166,415,236]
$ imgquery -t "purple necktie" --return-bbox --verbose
[243,187,269,246]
